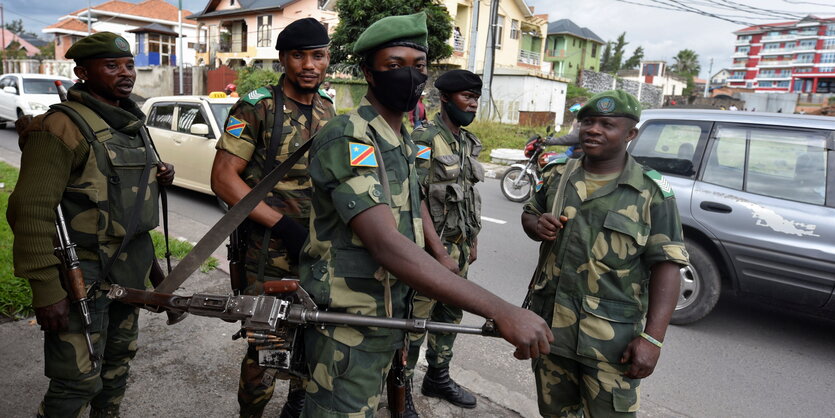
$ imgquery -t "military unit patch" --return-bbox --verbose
[225,116,246,138]
[416,145,431,160]
[349,142,378,167]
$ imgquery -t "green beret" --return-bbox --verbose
[577,90,641,122]
[353,12,428,56]
[435,69,482,93]
[66,32,133,61]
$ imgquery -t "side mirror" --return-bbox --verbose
[3,86,17,95]
[190,123,210,136]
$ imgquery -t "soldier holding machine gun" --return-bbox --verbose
[7,32,174,418]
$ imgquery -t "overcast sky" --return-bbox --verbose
[7,0,835,79]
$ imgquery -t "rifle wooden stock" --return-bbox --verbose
[386,349,407,417]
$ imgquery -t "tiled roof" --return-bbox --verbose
[547,19,604,44]
[188,0,296,19]
[69,0,196,25]
[45,18,94,33]
[1,28,40,56]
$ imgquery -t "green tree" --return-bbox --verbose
[4,41,28,59]
[4,19,24,35]
[234,66,281,97]
[622,46,644,70]
[599,42,612,72]
[330,0,453,66]
[37,42,55,60]
[670,49,701,96]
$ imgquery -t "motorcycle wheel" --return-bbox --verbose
[500,167,534,202]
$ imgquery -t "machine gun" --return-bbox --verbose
[107,280,498,378]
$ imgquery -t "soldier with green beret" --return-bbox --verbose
[7,31,175,417]
[521,90,689,417]
[210,17,335,418]
[404,69,485,415]
[299,12,552,417]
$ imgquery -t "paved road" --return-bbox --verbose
[3,126,835,417]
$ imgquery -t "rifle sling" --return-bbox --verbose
[153,136,312,294]
[255,84,286,280]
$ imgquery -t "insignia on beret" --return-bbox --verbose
[225,116,246,138]
[596,97,615,113]
[416,145,431,160]
[350,142,378,167]
[114,37,130,52]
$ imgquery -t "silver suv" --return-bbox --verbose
[629,109,834,324]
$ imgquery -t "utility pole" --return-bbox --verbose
[1,3,5,74]
[178,0,183,94]
[87,0,91,35]
[703,57,713,98]
[466,0,479,72]
[637,61,643,101]
[479,0,499,121]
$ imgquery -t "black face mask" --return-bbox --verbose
[444,99,476,127]
[369,67,428,112]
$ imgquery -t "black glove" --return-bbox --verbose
[271,216,308,263]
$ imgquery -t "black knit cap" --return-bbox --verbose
[434,69,482,93]
[275,18,329,51]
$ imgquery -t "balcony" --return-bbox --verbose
[546,48,567,59]
[518,49,541,66]
[760,48,795,56]
[758,60,793,68]
[735,38,751,45]
[793,60,815,66]
[756,74,793,81]
[796,30,819,38]
[732,51,749,58]
[729,62,748,69]
[761,34,795,42]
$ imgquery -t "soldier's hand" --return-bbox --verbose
[156,162,175,186]
[14,115,33,136]
[535,214,567,241]
[620,336,661,379]
[437,253,460,274]
[35,298,71,332]
[494,304,553,360]
[468,242,477,264]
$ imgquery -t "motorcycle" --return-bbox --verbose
[499,136,559,203]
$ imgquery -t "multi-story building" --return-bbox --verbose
[618,61,688,96]
[43,0,201,67]
[729,15,835,93]
[542,18,604,81]
[187,0,337,69]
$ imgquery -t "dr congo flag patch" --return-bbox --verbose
[349,142,378,167]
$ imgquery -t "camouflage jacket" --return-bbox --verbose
[7,85,159,307]
[523,154,689,370]
[412,113,484,246]
[216,77,335,277]
[300,97,425,352]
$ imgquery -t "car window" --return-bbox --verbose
[704,124,829,205]
[22,78,75,94]
[209,103,233,131]
[631,120,711,177]
[148,103,175,129]
[177,104,210,134]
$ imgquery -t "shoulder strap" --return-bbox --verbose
[51,102,113,143]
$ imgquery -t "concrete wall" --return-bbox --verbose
[580,69,663,109]
[133,66,205,99]
[736,92,797,113]
[483,75,567,126]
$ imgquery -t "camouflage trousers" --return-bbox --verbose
[238,345,305,418]
[405,241,470,378]
[38,286,139,418]
[300,328,394,417]
[532,353,641,417]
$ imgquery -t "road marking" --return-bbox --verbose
[481,216,507,225]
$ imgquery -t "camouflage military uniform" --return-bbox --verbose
[299,97,425,417]
[216,77,335,416]
[522,155,689,417]
[406,113,484,377]
[7,84,160,417]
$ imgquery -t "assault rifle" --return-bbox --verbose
[107,280,498,378]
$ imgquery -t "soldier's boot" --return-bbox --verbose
[278,387,305,418]
[420,366,476,409]
[89,405,121,418]
[403,377,420,418]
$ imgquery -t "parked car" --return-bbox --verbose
[628,109,834,324]
[142,95,238,195]
[0,73,75,122]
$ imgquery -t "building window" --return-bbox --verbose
[736,46,749,53]
[148,33,177,65]
[821,53,835,63]
[796,53,814,63]
[257,15,272,47]
[820,66,835,73]
[827,24,835,36]
[495,15,504,49]
[510,19,519,40]
[591,43,597,58]
[230,0,235,5]
[798,39,816,49]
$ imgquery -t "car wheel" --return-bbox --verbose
[671,239,721,325]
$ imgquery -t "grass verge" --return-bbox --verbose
[150,231,219,273]
[467,120,568,162]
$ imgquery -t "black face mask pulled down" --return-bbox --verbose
[444,99,476,127]
[369,67,428,112]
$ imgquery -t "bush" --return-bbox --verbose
[235,67,281,97]
[567,83,591,100]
